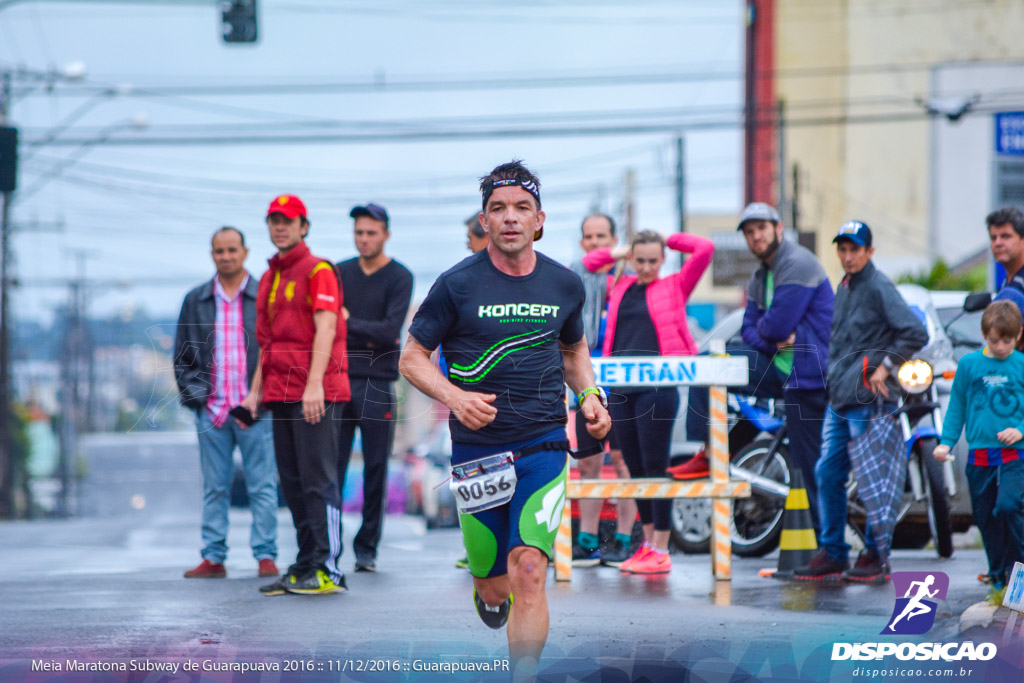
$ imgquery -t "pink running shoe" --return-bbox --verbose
[619,544,652,573]
[628,549,671,574]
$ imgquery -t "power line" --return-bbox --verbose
[13,58,1024,100]
[25,93,974,142]
[21,106,1018,148]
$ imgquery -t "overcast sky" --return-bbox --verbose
[2,0,744,324]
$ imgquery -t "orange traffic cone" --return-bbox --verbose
[760,469,817,580]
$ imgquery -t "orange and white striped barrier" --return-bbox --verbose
[566,478,749,500]
[709,382,732,581]
[554,344,750,582]
[553,455,573,581]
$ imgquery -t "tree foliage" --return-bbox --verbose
[897,260,987,292]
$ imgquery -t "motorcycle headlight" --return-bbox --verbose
[898,359,933,394]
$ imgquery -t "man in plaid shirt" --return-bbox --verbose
[794,220,927,584]
[174,227,279,580]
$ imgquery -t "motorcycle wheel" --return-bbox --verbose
[918,437,954,558]
[730,440,792,557]
[669,439,791,557]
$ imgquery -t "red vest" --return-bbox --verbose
[256,241,350,403]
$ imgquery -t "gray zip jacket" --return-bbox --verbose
[570,258,608,352]
[827,260,928,412]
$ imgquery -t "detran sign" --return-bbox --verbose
[995,112,1024,156]
[591,356,748,387]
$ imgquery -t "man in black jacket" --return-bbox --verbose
[795,221,928,584]
[336,203,414,572]
[173,227,279,579]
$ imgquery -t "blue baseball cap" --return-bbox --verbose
[833,220,872,247]
[349,203,389,227]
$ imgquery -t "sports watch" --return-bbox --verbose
[577,386,608,408]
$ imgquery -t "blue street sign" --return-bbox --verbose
[995,112,1024,155]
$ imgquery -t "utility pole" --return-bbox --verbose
[623,168,636,242]
[0,71,12,518]
[676,134,686,234]
[777,99,786,224]
[791,162,801,232]
[675,134,687,268]
[57,250,93,518]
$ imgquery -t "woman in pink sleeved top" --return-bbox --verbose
[582,230,714,574]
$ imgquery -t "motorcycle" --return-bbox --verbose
[671,284,970,558]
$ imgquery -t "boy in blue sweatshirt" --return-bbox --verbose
[935,300,1024,589]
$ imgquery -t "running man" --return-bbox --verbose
[400,160,611,679]
[888,575,939,632]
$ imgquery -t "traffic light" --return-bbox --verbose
[0,127,16,193]
[221,0,257,44]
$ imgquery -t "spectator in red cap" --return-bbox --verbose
[240,194,352,596]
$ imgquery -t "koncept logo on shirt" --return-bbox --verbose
[478,303,561,319]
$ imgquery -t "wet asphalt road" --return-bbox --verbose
[0,432,1007,682]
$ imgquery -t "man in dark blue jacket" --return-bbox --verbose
[677,203,833,530]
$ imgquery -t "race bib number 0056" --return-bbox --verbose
[450,451,518,515]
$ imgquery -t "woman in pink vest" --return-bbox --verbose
[582,230,714,574]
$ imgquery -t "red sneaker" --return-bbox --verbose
[184,559,226,579]
[258,559,279,578]
[628,549,671,574]
[667,450,710,480]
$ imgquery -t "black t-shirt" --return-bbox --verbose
[336,258,414,381]
[408,249,585,445]
[611,283,660,357]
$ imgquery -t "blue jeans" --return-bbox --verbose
[815,405,875,560]
[967,459,1024,585]
[195,410,278,563]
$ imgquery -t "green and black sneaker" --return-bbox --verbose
[284,570,347,595]
[473,588,512,629]
[259,573,296,596]
[454,555,469,570]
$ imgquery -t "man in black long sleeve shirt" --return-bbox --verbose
[336,203,414,572]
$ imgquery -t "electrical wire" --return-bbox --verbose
[14,57,1024,101]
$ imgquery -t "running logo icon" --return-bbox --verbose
[884,571,949,635]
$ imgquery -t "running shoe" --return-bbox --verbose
[184,559,226,579]
[843,550,889,584]
[354,556,376,573]
[977,573,993,584]
[455,555,469,569]
[572,543,601,568]
[627,549,671,574]
[473,588,512,629]
[259,574,296,596]
[619,544,652,573]
[666,450,709,480]
[283,570,347,595]
[601,540,631,568]
[794,549,848,582]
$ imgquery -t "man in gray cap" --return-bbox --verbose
[675,203,833,534]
